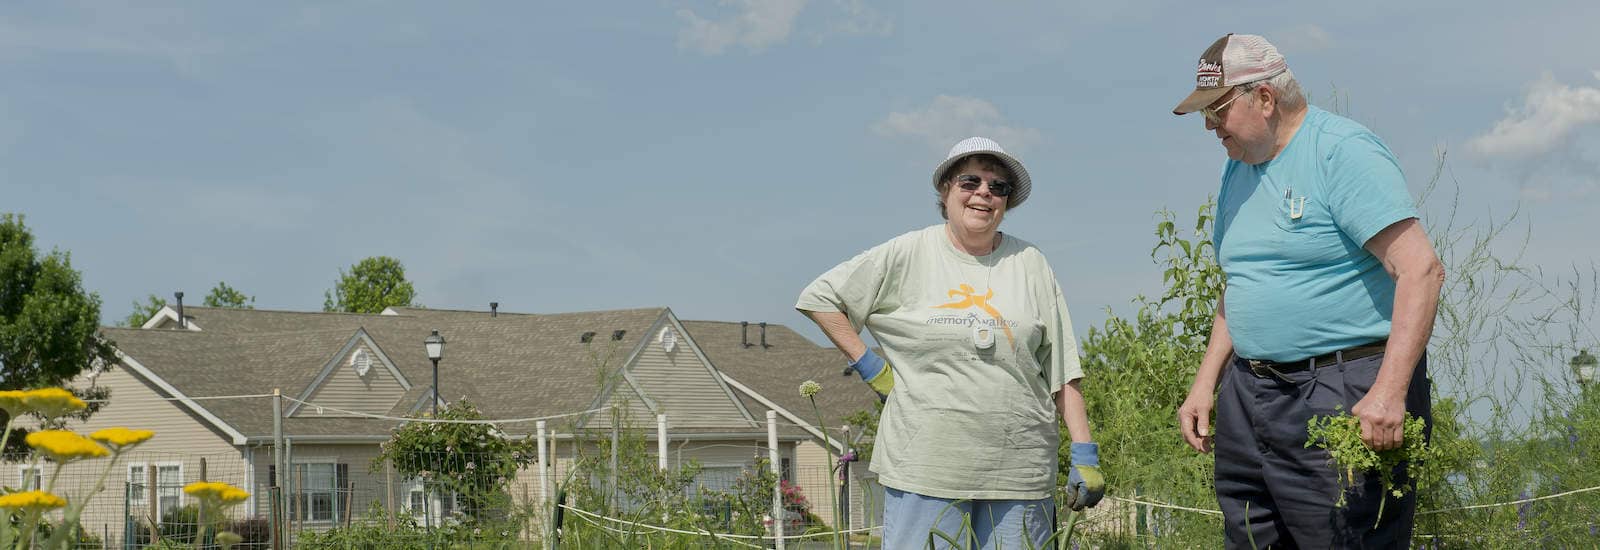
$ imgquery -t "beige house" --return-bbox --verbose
[21,305,880,546]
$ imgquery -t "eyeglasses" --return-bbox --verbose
[1201,88,1251,125]
[953,174,1013,197]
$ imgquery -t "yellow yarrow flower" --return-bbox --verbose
[25,430,109,462]
[90,427,155,451]
[0,390,28,415]
[22,388,88,419]
[184,481,250,506]
[0,490,67,510]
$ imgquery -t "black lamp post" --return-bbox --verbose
[425,329,446,416]
[1573,350,1597,389]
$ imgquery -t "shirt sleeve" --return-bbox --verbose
[795,241,898,333]
[1035,267,1084,389]
[1323,133,1418,246]
[1213,160,1239,249]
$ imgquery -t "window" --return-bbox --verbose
[128,464,147,501]
[288,463,349,523]
[694,466,743,493]
[17,466,41,491]
[157,464,182,513]
[405,479,456,524]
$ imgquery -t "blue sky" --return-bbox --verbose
[6,2,1598,388]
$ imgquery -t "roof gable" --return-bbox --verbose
[679,320,882,451]
[578,309,756,430]
[101,307,834,440]
[142,306,202,331]
[288,328,412,417]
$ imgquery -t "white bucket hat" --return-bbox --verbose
[931,136,1032,209]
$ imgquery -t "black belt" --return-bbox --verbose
[1244,340,1388,376]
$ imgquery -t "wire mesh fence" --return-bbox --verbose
[4,450,264,549]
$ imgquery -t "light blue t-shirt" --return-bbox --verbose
[1214,106,1418,362]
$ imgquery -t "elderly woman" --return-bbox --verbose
[795,137,1103,549]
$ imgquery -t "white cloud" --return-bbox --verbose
[814,0,892,42]
[676,0,808,55]
[0,9,223,72]
[1269,24,1333,54]
[872,95,1043,153]
[1468,72,1600,160]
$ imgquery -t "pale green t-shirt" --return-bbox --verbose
[796,224,1082,500]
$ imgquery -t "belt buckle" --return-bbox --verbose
[1246,359,1274,377]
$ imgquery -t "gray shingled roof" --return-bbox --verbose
[103,307,872,448]
[681,320,880,443]
[106,306,675,440]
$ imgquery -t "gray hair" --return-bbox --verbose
[1245,69,1305,111]
[935,154,1015,220]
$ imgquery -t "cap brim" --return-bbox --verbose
[1172,86,1233,115]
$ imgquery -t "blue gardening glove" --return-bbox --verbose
[847,348,896,398]
[1066,442,1105,511]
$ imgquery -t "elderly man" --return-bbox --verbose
[1172,34,1444,548]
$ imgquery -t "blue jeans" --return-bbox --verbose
[882,487,1055,550]
[1214,351,1432,549]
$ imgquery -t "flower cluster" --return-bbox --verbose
[21,388,88,419]
[0,388,88,419]
[779,479,810,509]
[799,380,822,398]
[89,427,155,451]
[0,391,27,415]
[0,387,159,550]
[183,481,250,506]
[0,491,66,510]
[25,430,109,462]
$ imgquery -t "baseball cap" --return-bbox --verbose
[1172,33,1288,115]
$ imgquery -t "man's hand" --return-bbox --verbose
[1351,385,1406,451]
[1065,442,1105,511]
[1178,385,1215,453]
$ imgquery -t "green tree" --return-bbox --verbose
[121,294,166,327]
[0,214,116,442]
[322,256,418,313]
[203,281,254,309]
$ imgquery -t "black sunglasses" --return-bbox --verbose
[954,174,1013,197]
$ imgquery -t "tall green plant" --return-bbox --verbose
[1074,202,1224,546]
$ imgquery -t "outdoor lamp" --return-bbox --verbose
[425,329,446,416]
[1573,350,1597,386]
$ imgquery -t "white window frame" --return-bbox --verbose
[691,464,745,494]
[154,462,184,516]
[17,465,42,491]
[403,477,458,525]
[291,460,340,524]
[127,463,148,501]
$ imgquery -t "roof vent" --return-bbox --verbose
[175,291,186,329]
[351,350,372,376]
[741,321,751,348]
[490,302,499,317]
[759,322,770,348]
[612,329,626,341]
[658,327,678,352]
[580,331,596,343]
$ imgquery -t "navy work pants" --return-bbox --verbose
[1214,351,1431,549]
